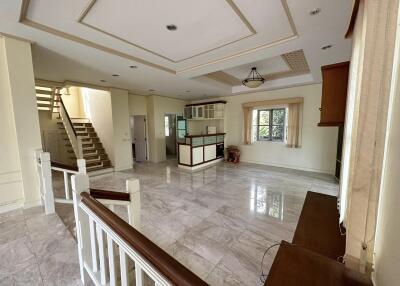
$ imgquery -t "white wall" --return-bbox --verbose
[110,88,133,171]
[194,84,338,174]
[82,88,114,164]
[146,95,186,162]
[61,86,85,118]
[0,36,42,211]
[128,94,147,116]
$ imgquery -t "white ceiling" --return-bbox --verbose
[224,56,291,79]
[0,0,354,99]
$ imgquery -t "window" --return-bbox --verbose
[164,116,170,136]
[252,108,286,142]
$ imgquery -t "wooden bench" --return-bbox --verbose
[265,192,372,286]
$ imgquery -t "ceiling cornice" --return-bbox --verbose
[20,0,299,76]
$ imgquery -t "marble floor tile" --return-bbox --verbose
[23,159,337,286]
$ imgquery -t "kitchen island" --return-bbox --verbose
[178,133,225,170]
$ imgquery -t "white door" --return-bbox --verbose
[133,115,147,162]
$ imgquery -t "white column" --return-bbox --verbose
[39,152,55,215]
[126,178,141,228]
[71,173,90,284]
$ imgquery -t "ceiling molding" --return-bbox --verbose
[0,32,35,44]
[77,0,257,63]
[205,71,241,86]
[20,0,299,75]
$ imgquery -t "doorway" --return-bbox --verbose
[130,115,147,162]
[165,114,177,158]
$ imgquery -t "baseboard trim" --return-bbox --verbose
[0,200,24,214]
[23,199,42,209]
[240,159,334,175]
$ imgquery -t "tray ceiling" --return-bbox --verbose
[21,0,297,74]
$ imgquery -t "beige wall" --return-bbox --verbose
[0,36,42,211]
[82,88,115,164]
[146,95,186,162]
[61,86,85,118]
[196,84,338,174]
[110,88,133,171]
[128,94,147,116]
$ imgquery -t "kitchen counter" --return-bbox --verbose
[178,133,225,170]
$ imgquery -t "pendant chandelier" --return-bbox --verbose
[242,67,265,88]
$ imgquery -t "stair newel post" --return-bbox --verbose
[71,173,90,285]
[77,158,86,174]
[77,136,84,159]
[39,151,55,215]
[126,178,141,229]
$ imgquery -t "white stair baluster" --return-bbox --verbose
[107,234,116,286]
[89,217,98,272]
[135,264,143,286]
[119,248,128,286]
[63,171,70,200]
[96,224,106,285]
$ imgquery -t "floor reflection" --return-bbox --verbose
[250,184,284,220]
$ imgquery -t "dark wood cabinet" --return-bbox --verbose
[318,62,350,126]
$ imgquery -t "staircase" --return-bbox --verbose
[64,120,112,172]
[36,85,113,175]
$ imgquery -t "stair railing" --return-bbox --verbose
[59,96,84,159]
[50,159,86,204]
[71,173,207,286]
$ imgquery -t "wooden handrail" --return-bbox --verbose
[60,97,77,137]
[51,161,78,172]
[90,188,130,202]
[80,192,209,286]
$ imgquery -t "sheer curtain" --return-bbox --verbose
[286,102,303,148]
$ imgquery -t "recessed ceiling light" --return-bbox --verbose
[112,74,119,77]
[129,65,138,69]
[322,44,333,50]
[166,24,177,31]
[100,79,107,83]
[310,8,321,16]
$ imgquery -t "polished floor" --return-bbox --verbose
[0,160,338,286]
[0,206,81,286]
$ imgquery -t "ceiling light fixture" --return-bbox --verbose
[130,65,138,69]
[100,79,107,83]
[112,74,119,77]
[322,44,332,50]
[242,67,265,88]
[166,24,177,31]
[186,90,191,92]
[310,8,321,15]
[149,89,155,92]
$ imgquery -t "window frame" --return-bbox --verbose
[254,108,286,142]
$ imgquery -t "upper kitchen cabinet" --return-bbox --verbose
[318,62,350,126]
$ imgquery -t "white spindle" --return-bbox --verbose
[89,217,98,272]
[127,178,141,228]
[96,224,107,285]
[119,248,128,286]
[107,234,116,286]
[71,173,90,284]
[63,171,70,200]
[135,264,143,286]
[39,151,55,215]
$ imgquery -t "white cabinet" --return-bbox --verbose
[204,145,216,161]
[184,102,225,120]
[192,147,204,165]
